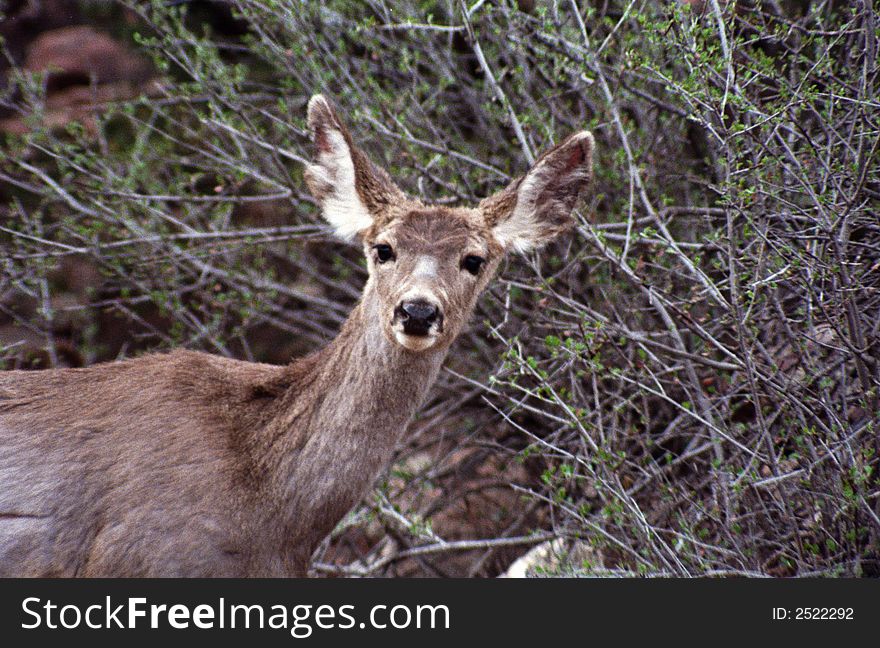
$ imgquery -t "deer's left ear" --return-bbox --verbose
[304,94,406,239]
[479,131,594,253]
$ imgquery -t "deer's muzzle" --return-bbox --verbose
[395,299,442,337]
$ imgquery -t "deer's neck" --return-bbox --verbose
[262,291,446,553]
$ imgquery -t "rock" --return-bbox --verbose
[24,25,153,90]
[500,538,602,577]
[0,0,82,67]
[0,25,157,134]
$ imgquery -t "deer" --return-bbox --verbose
[0,95,594,577]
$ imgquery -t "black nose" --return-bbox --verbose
[396,300,441,336]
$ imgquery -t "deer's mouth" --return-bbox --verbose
[392,329,440,351]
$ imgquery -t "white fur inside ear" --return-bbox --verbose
[491,168,545,253]
[311,128,373,240]
[491,130,593,253]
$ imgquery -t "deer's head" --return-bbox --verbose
[304,95,594,353]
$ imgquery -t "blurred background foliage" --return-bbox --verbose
[1,0,878,576]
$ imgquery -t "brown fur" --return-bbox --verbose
[0,95,594,577]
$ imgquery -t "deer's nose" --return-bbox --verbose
[396,300,442,336]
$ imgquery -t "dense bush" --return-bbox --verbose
[1,0,877,576]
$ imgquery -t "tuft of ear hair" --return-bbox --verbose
[480,130,594,253]
[303,95,405,240]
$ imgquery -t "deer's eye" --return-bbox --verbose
[373,244,395,264]
[462,255,485,275]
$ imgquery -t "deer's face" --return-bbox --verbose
[364,208,501,352]
[303,95,594,353]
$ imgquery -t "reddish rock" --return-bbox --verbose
[0,25,157,134]
[24,25,153,90]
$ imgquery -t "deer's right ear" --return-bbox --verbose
[304,94,405,240]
